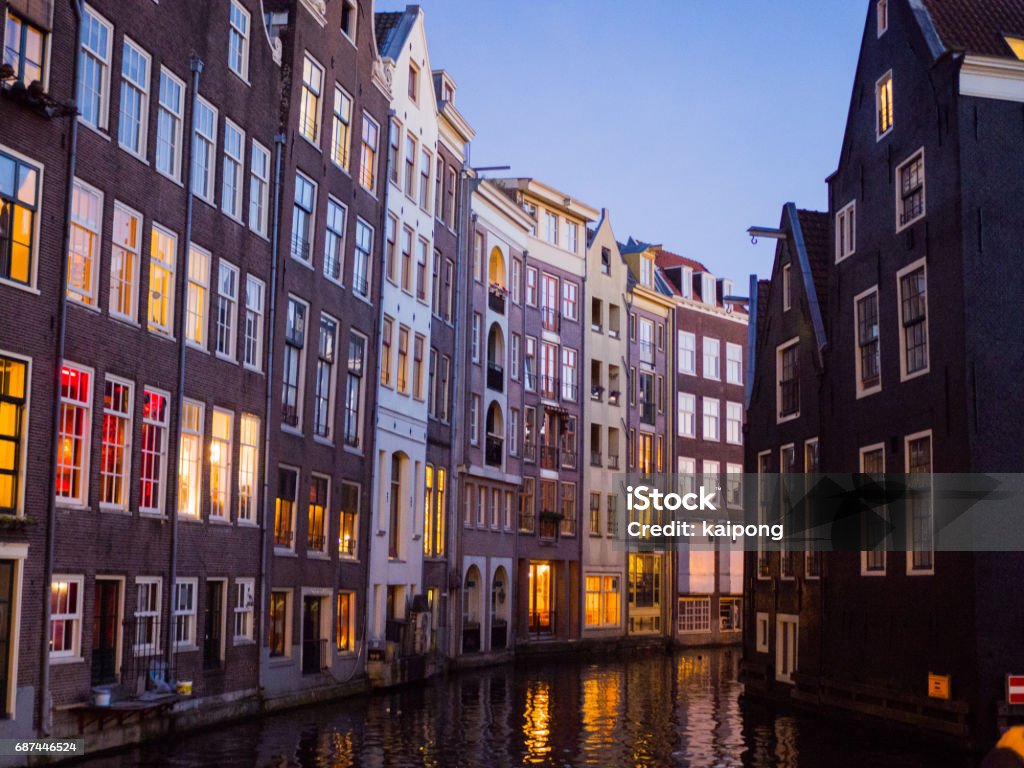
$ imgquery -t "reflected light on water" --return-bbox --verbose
[522,680,552,763]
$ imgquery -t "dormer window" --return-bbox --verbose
[1005,36,1024,61]
[701,274,716,307]
[442,80,454,102]
[640,255,654,287]
[682,267,693,299]
[4,11,45,86]
[877,0,888,37]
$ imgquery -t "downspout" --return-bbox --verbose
[40,0,84,737]
[165,56,204,672]
[256,131,286,694]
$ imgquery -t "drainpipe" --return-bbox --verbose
[164,56,204,674]
[39,0,84,738]
[255,131,286,695]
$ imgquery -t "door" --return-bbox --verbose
[203,581,224,671]
[91,579,120,685]
[0,561,14,712]
[528,562,552,635]
[302,596,322,674]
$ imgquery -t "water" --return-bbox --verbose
[76,648,973,767]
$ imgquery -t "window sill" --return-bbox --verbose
[139,510,166,520]
[179,515,203,524]
[307,551,330,560]
[68,298,101,314]
[0,277,41,295]
[174,645,200,653]
[208,518,232,526]
[237,519,258,528]
[232,638,256,647]
[109,313,141,328]
[78,119,111,141]
[49,655,84,666]
[274,548,297,557]
[98,504,130,515]
[118,144,150,166]
[215,352,238,365]
[313,436,334,448]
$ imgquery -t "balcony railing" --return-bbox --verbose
[540,307,560,332]
[307,532,326,552]
[538,375,559,400]
[560,383,578,403]
[608,454,620,470]
[560,449,577,471]
[485,435,503,467]
[487,362,504,392]
[640,401,656,425]
[488,287,506,314]
[539,445,558,470]
[290,234,311,263]
[590,386,603,402]
[302,637,329,674]
[608,390,621,406]
[352,273,369,298]
[590,450,602,467]
[523,440,536,463]
[273,517,293,548]
[519,509,536,533]
[528,610,556,637]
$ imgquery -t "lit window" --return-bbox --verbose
[324,197,346,284]
[185,244,211,348]
[898,262,929,378]
[233,579,254,643]
[274,467,297,550]
[0,355,28,515]
[359,113,379,192]
[237,413,259,523]
[331,86,352,170]
[156,69,185,180]
[0,150,40,286]
[897,151,925,229]
[243,275,265,370]
[222,120,244,219]
[49,577,83,658]
[249,140,270,236]
[109,202,141,322]
[118,40,150,157]
[191,98,217,201]
[397,325,410,394]
[343,333,366,448]
[299,53,323,143]
[215,260,239,359]
[78,6,112,129]
[139,388,168,515]
[209,408,232,520]
[178,399,204,518]
[282,297,307,429]
[56,364,92,506]
[173,579,197,648]
[877,71,893,138]
[353,218,372,298]
[3,12,45,85]
[228,0,250,80]
[99,377,133,510]
[308,475,328,552]
[291,172,316,263]
[338,481,359,556]
[836,201,856,261]
[67,179,102,306]
[268,590,288,656]
[381,317,394,388]
[856,288,880,394]
[336,592,355,652]
[313,315,337,439]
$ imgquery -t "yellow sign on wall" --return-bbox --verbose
[928,673,951,700]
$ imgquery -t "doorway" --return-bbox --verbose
[91,578,121,685]
[203,580,224,671]
[528,562,553,635]
[302,596,324,674]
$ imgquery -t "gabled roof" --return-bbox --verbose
[917,0,1024,59]
[653,248,710,275]
[374,11,404,55]
[796,209,830,320]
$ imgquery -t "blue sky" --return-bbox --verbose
[388,1,867,287]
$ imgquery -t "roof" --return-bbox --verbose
[796,209,830,318]
[918,0,1024,58]
[653,247,710,275]
[373,12,404,55]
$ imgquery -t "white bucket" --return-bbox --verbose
[93,689,111,707]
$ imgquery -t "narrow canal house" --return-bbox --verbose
[454,178,531,660]
[261,0,388,703]
[494,178,597,646]
[744,0,1024,741]
[655,247,747,648]
[580,211,628,642]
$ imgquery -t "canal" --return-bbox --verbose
[75,648,971,767]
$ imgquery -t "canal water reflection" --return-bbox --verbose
[77,648,971,767]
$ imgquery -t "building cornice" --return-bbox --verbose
[960,54,1024,103]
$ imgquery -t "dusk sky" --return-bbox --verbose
[383,1,867,288]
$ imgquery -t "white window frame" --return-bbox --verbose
[323,196,347,286]
[155,68,185,182]
[877,0,888,36]
[677,331,696,375]
[859,442,888,576]
[756,612,769,653]
[725,342,742,385]
[677,596,711,634]
[117,38,151,158]
[854,285,882,398]
[109,201,142,323]
[677,392,696,438]
[214,261,239,362]
[228,0,251,82]
[209,407,233,521]
[836,200,856,262]
[139,387,170,517]
[148,224,178,337]
[776,337,800,424]
[725,401,743,446]
[78,5,112,131]
[98,375,133,511]
[702,336,720,381]
[905,430,935,576]
[172,578,199,650]
[192,97,218,203]
[185,244,211,350]
[56,362,93,507]
[897,258,929,382]
[299,52,324,145]
[233,577,255,644]
[49,575,84,661]
[249,140,271,236]
[775,614,799,684]
[221,119,245,221]
[331,84,353,172]
[243,275,265,371]
[178,399,205,519]
[237,413,260,525]
[701,397,720,442]
[895,148,926,232]
[133,576,162,656]
[876,70,894,140]
[67,178,103,307]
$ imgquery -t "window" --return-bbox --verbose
[344,332,366,447]
[148,225,177,336]
[268,590,288,656]
[381,317,394,388]
[338,481,359,557]
[118,40,150,157]
[404,134,417,196]
[639,318,654,364]
[192,99,217,202]
[589,493,601,535]
[677,597,711,634]
[584,575,620,627]
[431,249,442,315]
[469,396,480,445]
[389,455,405,556]
[424,466,446,557]
[897,151,925,229]
[173,579,197,648]
[340,0,358,41]
[3,11,44,84]
[233,579,254,643]
[860,444,887,574]
[876,71,893,138]
[156,69,185,180]
[726,463,743,508]
[701,273,716,307]
[0,150,40,286]
[243,275,265,370]
[353,218,372,298]
[387,119,400,186]
[222,120,244,219]
[509,408,519,455]
[67,179,102,306]
[419,148,431,211]
[446,167,457,229]
[726,401,742,445]
[416,238,428,301]
[134,577,162,655]
[109,203,141,321]
[434,157,442,220]
[782,263,792,311]
[545,211,558,245]
[324,197,346,284]
[359,113,379,192]
[299,53,323,143]
[437,355,451,422]
[397,326,410,394]
[99,377,132,509]
[640,255,654,287]
[907,432,933,573]
[313,315,337,439]
[185,244,211,348]
[228,0,250,79]
[720,597,742,632]
[540,274,559,330]
[776,615,799,683]
[384,214,398,283]
[209,408,232,520]
[877,0,888,35]
[836,201,856,261]
[237,413,259,524]
[56,365,92,506]
[726,343,743,385]
[561,347,578,402]
[178,399,203,518]
[408,61,419,102]
[282,297,308,429]
[0,356,27,515]
[138,388,169,515]
[50,577,83,659]
[336,593,355,652]
[291,172,316,263]
[471,313,481,363]
[562,281,578,321]
[510,334,521,380]
[331,86,353,170]
[702,337,720,380]
[274,467,298,550]
[308,475,328,552]
[677,392,695,438]
[400,226,413,293]
[444,259,455,322]
[677,331,696,375]
[600,247,611,275]
[561,482,576,536]
[249,141,270,236]
[777,340,799,420]
[413,334,425,401]
[525,266,538,305]
[855,288,881,395]
[898,261,929,379]
[215,261,239,359]
[78,6,111,129]
[566,221,579,254]
[702,397,720,442]
[518,478,535,532]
